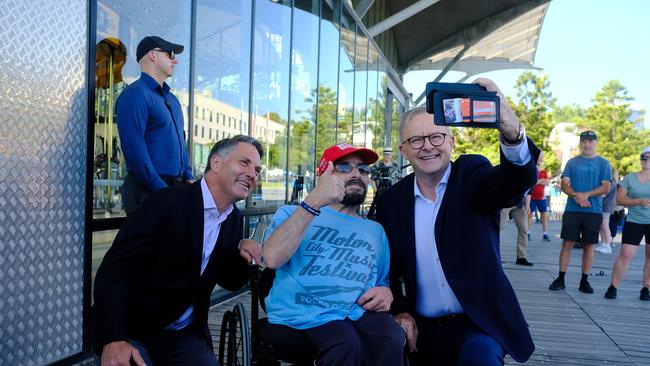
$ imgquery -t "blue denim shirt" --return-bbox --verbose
[116,72,192,191]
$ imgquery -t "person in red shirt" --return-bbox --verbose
[528,152,551,241]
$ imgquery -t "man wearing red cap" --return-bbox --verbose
[259,143,405,366]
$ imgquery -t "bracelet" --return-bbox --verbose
[300,200,321,216]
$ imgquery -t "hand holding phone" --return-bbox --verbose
[426,82,500,128]
[472,78,522,142]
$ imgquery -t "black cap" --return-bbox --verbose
[136,36,184,62]
[579,130,597,141]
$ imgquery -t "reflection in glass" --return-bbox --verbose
[94,38,127,217]
[367,44,380,152]
[91,229,119,300]
[375,59,387,153]
[252,0,291,207]
[94,0,191,218]
[194,0,252,175]
[316,0,340,155]
[353,30,368,147]
[288,0,319,203]
[337,8,355,144]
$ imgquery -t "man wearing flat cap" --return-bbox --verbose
[370,147,401,195]
[116,35,192,215]
[549,130,612,293]
[368,147,401,218]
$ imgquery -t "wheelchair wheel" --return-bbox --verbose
[219,310,233,366]
[220,303,250,366]
[231,303,251,366]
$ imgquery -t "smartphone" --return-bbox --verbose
[425,82,500,128]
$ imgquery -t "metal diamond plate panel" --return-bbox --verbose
[0,0,88,364]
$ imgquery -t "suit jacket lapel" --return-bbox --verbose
[399,174,418,285]
[434,162,453,259]
[188,181,204,275]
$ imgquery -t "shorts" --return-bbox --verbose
[561,211,602,244]
[621,221,650,245]
[530,199,548,213]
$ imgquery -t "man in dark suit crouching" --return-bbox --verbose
[373,78,537,365]
[94,135,263,366]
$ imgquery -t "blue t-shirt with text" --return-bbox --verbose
[562,155,611,213]
[262,205,390,329]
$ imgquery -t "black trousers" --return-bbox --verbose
[129,324,218,366]
[121,173,152,216]
[258,311,405,366]
[411,314,504,366]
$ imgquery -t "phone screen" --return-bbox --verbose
[442,98,497,123]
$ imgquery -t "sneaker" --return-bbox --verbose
[543,233,551,242]
[516,258,534,266]
[594,244,612,254]
[641,287,650,301]
[549,277,565,291]
[574,242,584,249]
[604,285,617,299]
[579,280,594,294]
[527,232,532,241]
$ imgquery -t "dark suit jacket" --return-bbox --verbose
[374,139,539,363]
[93,180,250,353]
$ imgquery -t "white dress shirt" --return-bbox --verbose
[166,178,233,329]
[413,139,531,318]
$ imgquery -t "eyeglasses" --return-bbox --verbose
[334,162,371,175]
[641,155,650,161]
[401,133,448,150]
[152,49,175,60]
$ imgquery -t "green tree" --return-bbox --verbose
[452,126,500,163]
[511,71,559,173]
[367,75,401,160]
[578,80,650,175]
[553,103,585,123]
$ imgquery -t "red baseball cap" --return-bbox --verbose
[317,143,378,176]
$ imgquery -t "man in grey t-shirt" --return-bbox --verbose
[549,130,611,294]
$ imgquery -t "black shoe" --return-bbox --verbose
[604,285,617,299]
[574,243,584,249]
[549,277,565,290]
[516,258,534,266]
[579,280,594,294]
[641,287,650,301]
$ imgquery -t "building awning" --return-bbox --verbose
[408,2,549,80]
[369,0,551,74]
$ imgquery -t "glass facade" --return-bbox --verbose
[91,0,406,220]
[3,0,411,363]
[88,0,409,354]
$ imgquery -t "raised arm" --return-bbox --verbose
[262,162,344,269]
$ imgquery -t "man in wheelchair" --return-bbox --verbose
[260,143,405,366]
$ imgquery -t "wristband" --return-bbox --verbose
[300,200,321,216]
[500,124,525,146]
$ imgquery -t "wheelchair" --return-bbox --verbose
[218,266,410,366]
[218,266,317,366]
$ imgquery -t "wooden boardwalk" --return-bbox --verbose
[209,219,650,365]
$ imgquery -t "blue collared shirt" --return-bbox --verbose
[166,178,233,330]
[116,72,192,191]
[413,138,530,317]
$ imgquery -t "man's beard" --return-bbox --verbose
[341,178,367,206]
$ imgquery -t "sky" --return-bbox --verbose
[403,0,649,124]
